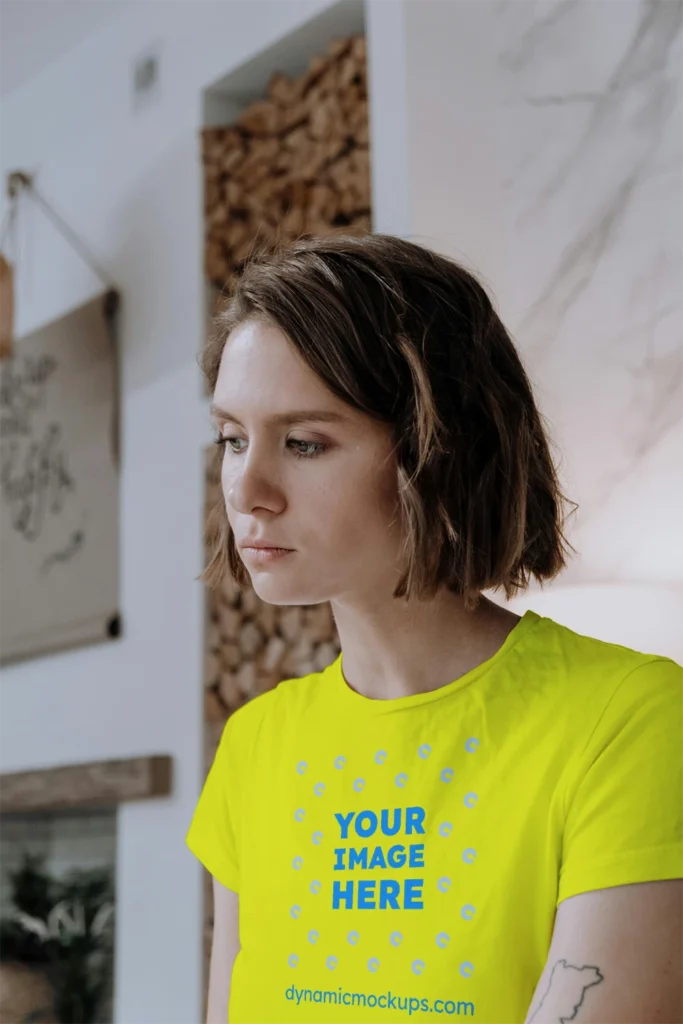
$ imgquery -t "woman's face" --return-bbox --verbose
[211,318,404,607]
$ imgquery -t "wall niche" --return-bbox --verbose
[201,0,369,313]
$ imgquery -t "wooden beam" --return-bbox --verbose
[0,755,172,814]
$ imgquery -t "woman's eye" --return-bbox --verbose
[213,436,245,453]
[289,440,328,459]
[213,437,328,460]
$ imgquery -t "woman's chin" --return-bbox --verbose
[251,578,326,608]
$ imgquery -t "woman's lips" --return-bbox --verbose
[242,547,294,563]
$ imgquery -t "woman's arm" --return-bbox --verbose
[206,876,240,1024]
[524,879,682,1023]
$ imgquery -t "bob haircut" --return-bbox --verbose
[200,233,577,611]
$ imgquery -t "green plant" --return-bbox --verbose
[0,851,115,1024]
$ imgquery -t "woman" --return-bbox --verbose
[186,234,682,1024]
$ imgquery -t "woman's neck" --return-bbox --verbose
[330,590,521,702]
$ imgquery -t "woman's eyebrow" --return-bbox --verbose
[209,404,350,428]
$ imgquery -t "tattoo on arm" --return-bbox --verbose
[528,959,605,1023]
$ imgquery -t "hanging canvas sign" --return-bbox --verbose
[0,290,121,664]
[0,254,14,359]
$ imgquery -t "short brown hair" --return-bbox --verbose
[200,233,577,610]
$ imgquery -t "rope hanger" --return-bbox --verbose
[2,171,117,290]
[0,172,122,470]
[0,171,120,358]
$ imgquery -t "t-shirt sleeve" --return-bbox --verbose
[186,710,244,893]
[557,655,683,906]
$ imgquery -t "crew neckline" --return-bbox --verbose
[325,608,542,715]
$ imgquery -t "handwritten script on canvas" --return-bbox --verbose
[0,354,80,559]
[0,295,119,663]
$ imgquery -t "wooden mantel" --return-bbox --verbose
[0,755,172,814]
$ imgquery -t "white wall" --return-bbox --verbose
[494,0,681,601]
[365,0,508,303]
[0,4,338,1021]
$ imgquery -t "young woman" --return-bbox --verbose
[186,234,682,1024]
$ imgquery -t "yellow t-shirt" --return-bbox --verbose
[186,609,683,1024]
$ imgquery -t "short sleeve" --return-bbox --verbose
[186,712,243,893]
[557,656,683,906]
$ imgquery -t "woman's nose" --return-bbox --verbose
[225,464,285,516]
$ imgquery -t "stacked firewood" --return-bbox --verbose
[202,33,371,290]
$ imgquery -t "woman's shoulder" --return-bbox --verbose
[524,611,681,719]
[528,610,678,672]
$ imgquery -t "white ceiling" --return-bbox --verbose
[0,0,132,98]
